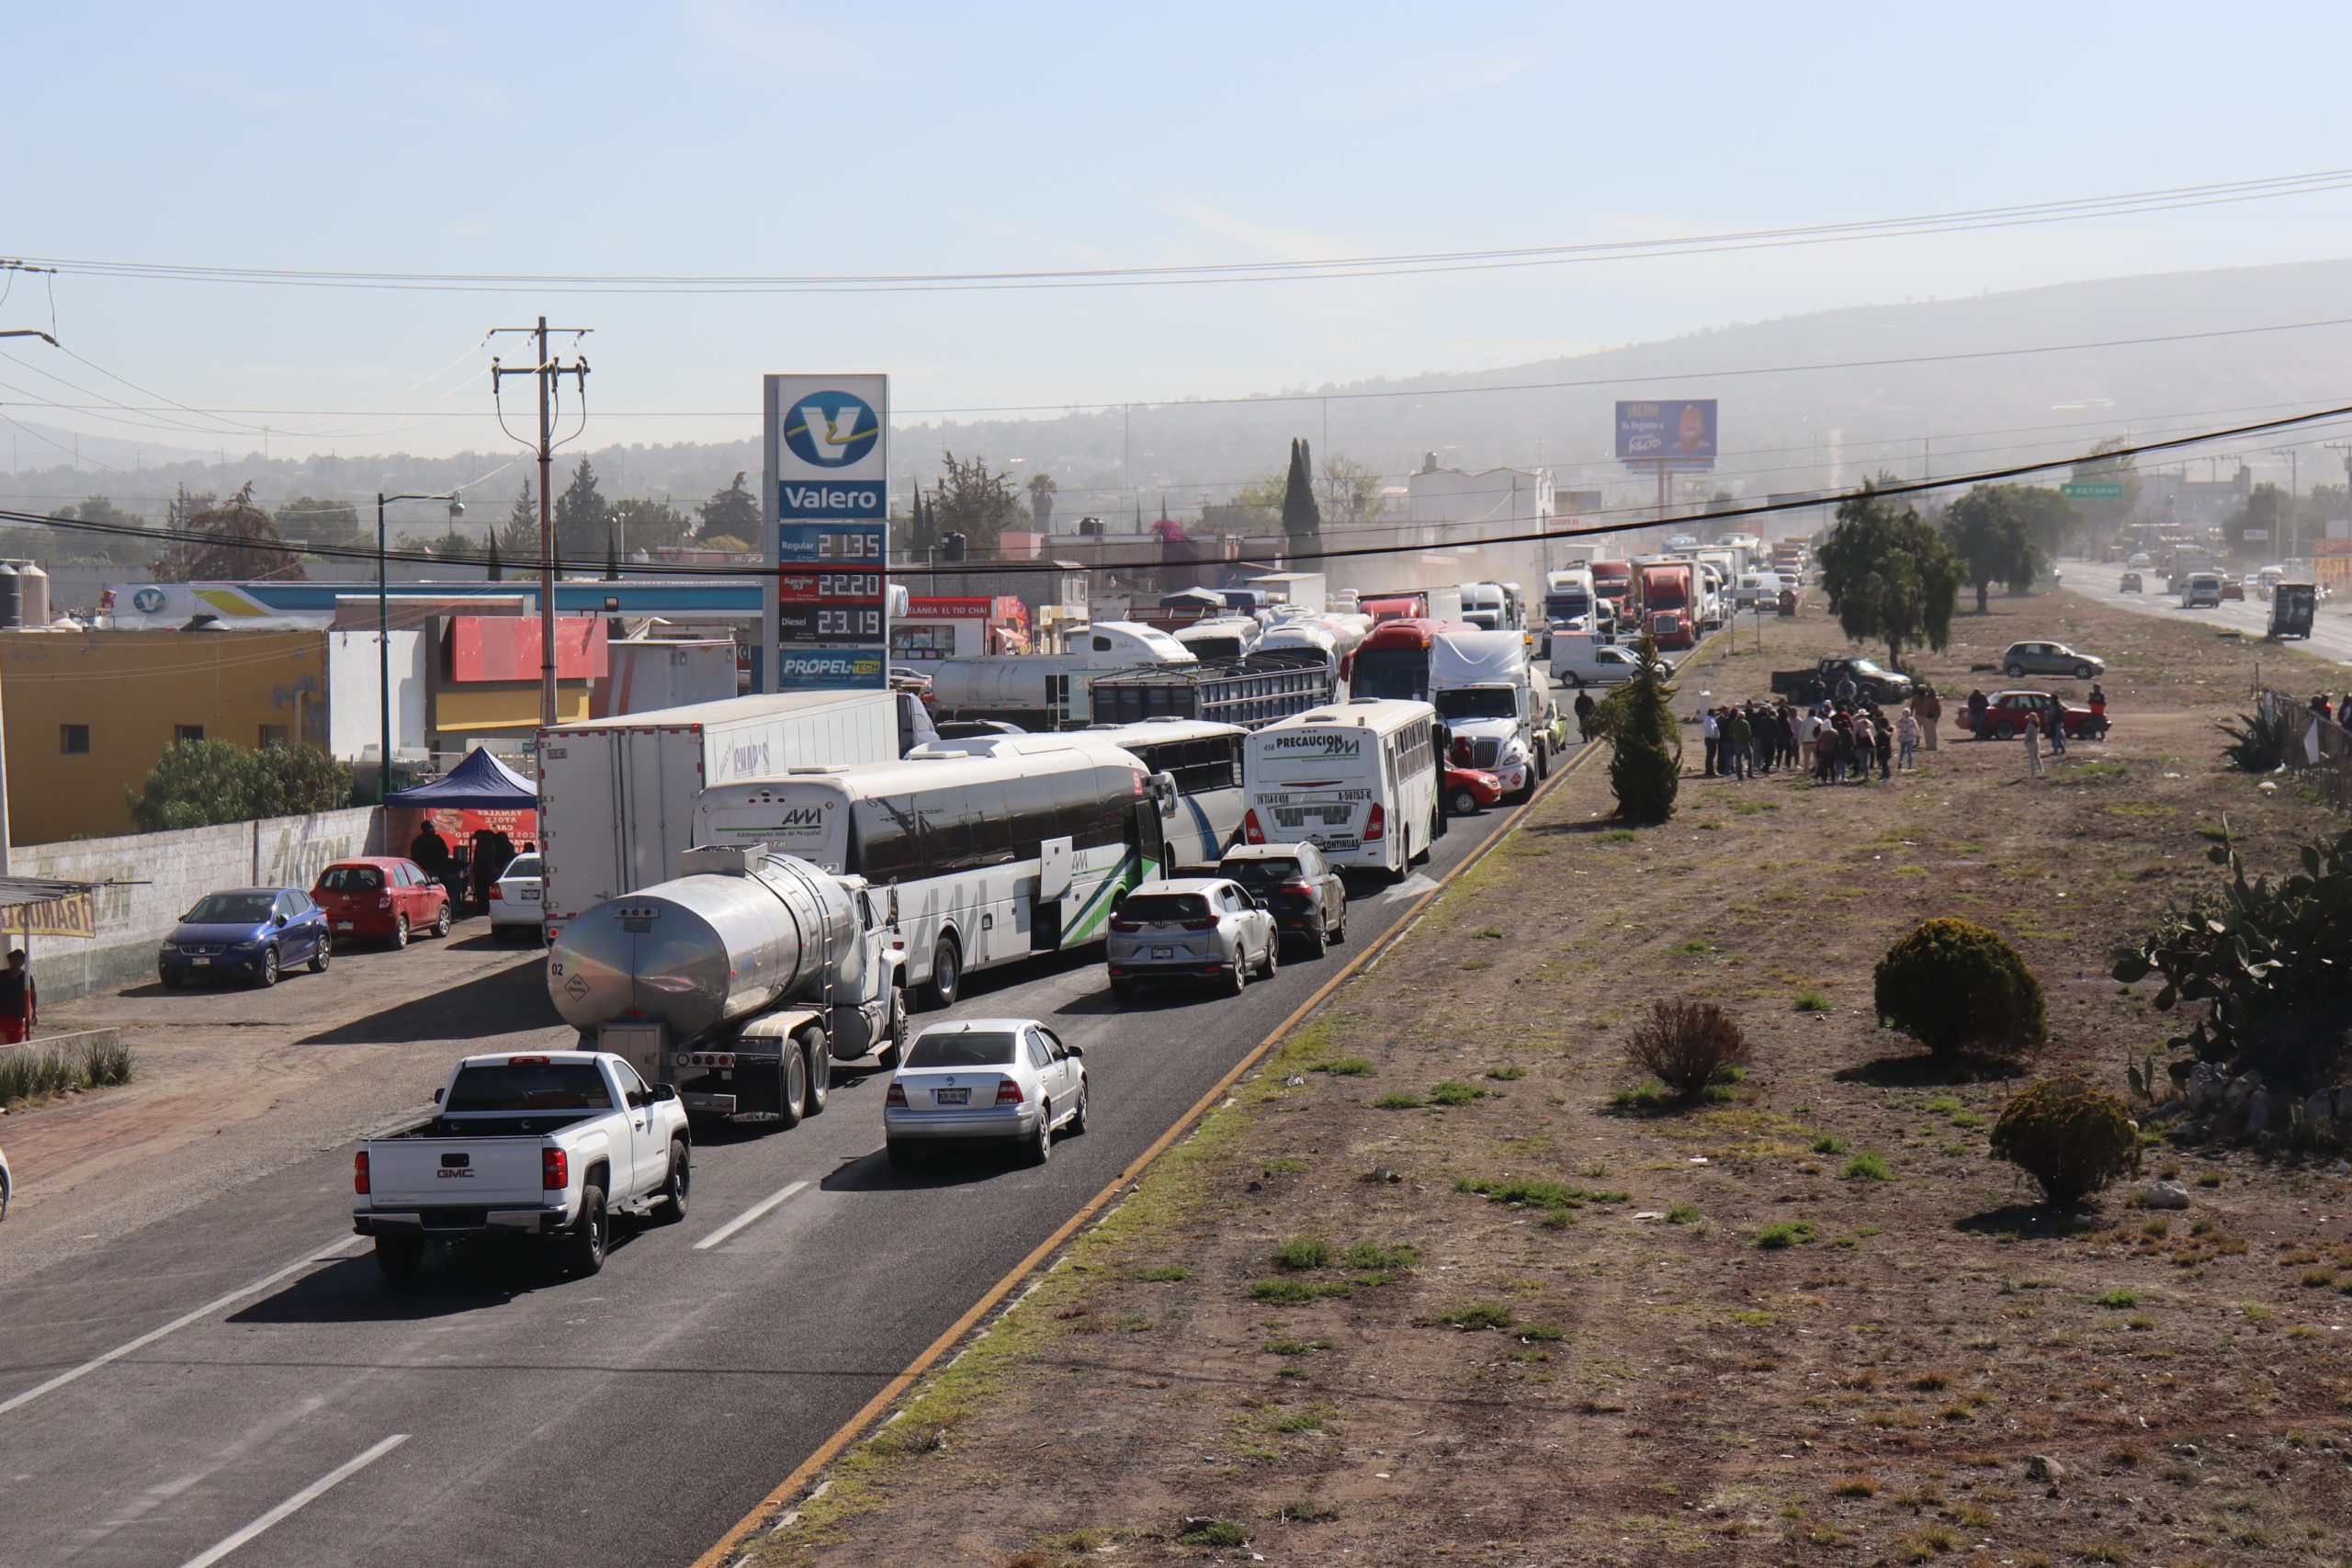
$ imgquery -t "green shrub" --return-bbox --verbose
[1625,998,1752,1099]
[1874,918,2046,1059]
[2219,710,2290,773]
[1990,1076,2141,1208]
[1840,1152,1892,1181]
[1754,1221,1819,1249]
[1272,1237,1331,1271]
[1439,1301,1516,1331]
[1605,635,1681,823]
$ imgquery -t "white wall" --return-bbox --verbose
[17,807,384,1000]
[329,629,427,763]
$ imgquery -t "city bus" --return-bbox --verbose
[695,750,1164,1009]
[1242,698,1440,878]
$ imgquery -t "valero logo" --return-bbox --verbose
[783,390,880,469]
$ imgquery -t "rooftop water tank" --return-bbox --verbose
[16,560,49,626]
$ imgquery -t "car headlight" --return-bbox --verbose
[161,941,179,953]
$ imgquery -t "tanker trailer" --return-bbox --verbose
[548,843,907,1129]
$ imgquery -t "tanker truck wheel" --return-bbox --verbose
[776,1047,807,1131]
[799,1025,830,1116]
[921,934,962,1010]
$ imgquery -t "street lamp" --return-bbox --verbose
[376,490,464,799]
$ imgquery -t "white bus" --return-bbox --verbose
[912,718,1248,872]
[1242,698,1440,878]
[695,750,1163,1010]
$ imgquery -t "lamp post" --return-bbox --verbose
[376,491,465,799]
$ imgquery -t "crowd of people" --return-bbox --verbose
[407,820,530,913]
[1702,685,1944,785]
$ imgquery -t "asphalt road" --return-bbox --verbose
[2061,561,2352,670]
[0,785,1540,1567]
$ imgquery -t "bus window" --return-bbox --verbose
[854,795,922,882]
[1002,772,1062,854]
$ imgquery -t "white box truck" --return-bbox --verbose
[537,691,910,933]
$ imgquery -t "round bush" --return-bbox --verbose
[1989,1075,2140,1208]
[1873,918,2046,1059]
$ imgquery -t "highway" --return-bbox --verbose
[2060,561,2352,671]
[0,785,1539,1567]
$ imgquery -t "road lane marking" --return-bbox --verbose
[685,682,1645,1568]
[0,1235,365,1420]
[695,1179,811,1251]
[174,1433,409,1568]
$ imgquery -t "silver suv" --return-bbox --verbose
[1105,878,1279,1001]
[2001,640,2104,680]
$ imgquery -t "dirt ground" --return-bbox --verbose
[754,592,2352,1568]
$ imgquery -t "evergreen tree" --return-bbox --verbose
[554,456,608,564]
[1604,635,1681,823]
[1280,438,1323,545]
[1939,485,2041,614]
[498,479,541,562]
[697,471,763,540]
[486,530,503,582]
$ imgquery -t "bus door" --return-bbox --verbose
[1034,834,1073,953]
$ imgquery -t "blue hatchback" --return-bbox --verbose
[159,887,332,988]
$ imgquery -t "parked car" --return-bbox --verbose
[312,857,452,949]
[1443,764,1505,817]
[2119,572,2143,593]
[1218,842,1347,957]
[1769,656,1914,705]
[353,1050,689,1280]
[1956,690,2108,741]
[159,886,331,988]
[1104,877,1279,999]
[883,1019,1087,1169]
[2000,640,2105,680]
[488,852,546,942]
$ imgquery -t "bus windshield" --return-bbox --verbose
[1351,648,1429,702]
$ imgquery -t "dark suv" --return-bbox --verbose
[1217,843,1348,957]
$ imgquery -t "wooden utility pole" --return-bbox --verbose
[490,317,591,726]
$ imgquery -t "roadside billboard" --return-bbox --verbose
[763,374,890,691]
[1616,399,1718,470]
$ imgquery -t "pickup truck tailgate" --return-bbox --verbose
[367,1139,545,1207]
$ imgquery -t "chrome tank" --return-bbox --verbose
[548,848,863,1046]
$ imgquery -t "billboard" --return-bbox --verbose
[764,374,889,691]
[1616,399,1718,470]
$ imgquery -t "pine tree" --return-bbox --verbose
[498,479,540,562]
[1280,437,1322,545]
[486,531,504,582]
[554,456,609,564]
[1605,635,1681,823]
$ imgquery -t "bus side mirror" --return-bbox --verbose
[1150,773,1178,816]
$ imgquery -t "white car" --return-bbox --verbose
[884,1019,1088,1169]
[489,852,545,942]
[1103,877,1280,999]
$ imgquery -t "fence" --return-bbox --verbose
[13,807,385,1002]
[2260,690,2352,814]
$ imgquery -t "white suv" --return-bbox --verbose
[1104,878,1279,1000]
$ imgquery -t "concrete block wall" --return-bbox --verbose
[17,807,384,1002]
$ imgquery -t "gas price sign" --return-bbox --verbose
[764,374,890,690]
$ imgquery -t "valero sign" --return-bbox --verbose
[764,374,890,692]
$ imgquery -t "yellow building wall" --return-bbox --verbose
[433,682,592,732]
[0,629,330,844]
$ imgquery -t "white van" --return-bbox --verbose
[1243,698,1439,878]
[2182,571,2223,609]
[1548,629,1652,688]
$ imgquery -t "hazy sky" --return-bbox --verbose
[6,0,2351,469]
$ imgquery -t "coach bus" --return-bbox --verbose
[1241,698,1440,879]
[695,750,1164,1009]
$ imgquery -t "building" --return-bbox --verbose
[0,627,331,843]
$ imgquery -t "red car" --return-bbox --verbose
[1443,765,1506,817]
[1956,690,2108,741]
[312,858,453,948]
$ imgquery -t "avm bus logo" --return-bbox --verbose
[783,390,880,468]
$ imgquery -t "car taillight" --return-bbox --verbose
[490,884,504,901]
[354,1151,370,1195]
[543,1148,568,1190]
[377,897,392,909]
[1242,809,1265,846]
[995,1079,1023,1105]
[1364,803,1386,842]
[886,1080,908,1108]
[1283,882,1316,897]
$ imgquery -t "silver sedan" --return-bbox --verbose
[884,1019,1088,1169]
[1104,877,1279,1000]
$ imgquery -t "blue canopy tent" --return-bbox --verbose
[384,749,538,904]
[383,747,535,811]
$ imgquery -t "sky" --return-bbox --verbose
[6,0,2352,473]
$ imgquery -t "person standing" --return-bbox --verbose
[1812,713,1838,784]
[1849,713,1876,785]
[1873,711,1894,780]
[1912,684,1942,751]
[1895,707,1919,772]
[1965,689,1990,739]
[1702,707,1721,777]
[1723,706,1753,781]
[2024,713,2044,779]
[2045,705,2067,757]
[410,819,450,876]
[1574,689,1596,741]
[0,949,35,1045]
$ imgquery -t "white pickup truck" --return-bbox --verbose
[352,1051,691,1282]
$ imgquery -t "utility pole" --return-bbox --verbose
[490,317,591,728]
[2269,446,2301,563]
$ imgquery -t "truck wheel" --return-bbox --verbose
[799,1025,830,1116]
[565,1185,607,1276]
[374,1235,424,1282]
[921,935,962,1010]
[875,986,909,1070]
[777,1048,807,1131]
[653,1141,690,1224]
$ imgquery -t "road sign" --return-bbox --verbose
[765,374,889,691]
[2063,481,2125,500]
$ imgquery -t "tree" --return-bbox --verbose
[45,494,153,566]
[931,451,1023,555]
[1939,485,2041,615]
[486,530,503,582]
[1315,456,1385,525]
[554,456,609,563]
[2223,483,2291,562]
[1026,472,1058,535]
[166,483,217,531]
[1814,481,1962,670]
[1280,438,1322,547]
[610,496,690,554]
[2007,486,2081,566]
[499,479,542,562]
[1232,471,1287,513]
[151,483,305,582]
[244,742,356,818]
[275,495,362,553]
[2067,437,2141,554]
[697,471,762,540]
[1604,634,1681,822]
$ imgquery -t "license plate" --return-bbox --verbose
[192,957,211,966]
[935,1088,969,1106]
[335,921,356,931]
[522,889,539,900]
[1151,945,1173,960]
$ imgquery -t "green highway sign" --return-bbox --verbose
[2063,481,2126,500]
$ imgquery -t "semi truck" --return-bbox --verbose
[547,844,908,1128]
[537,690,919,938]
[1429,629,1551,801]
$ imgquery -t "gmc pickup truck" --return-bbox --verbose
[1769,656,1915,705]
[353,1051,691,1282]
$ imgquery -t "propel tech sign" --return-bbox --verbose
[765,373,889,691]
